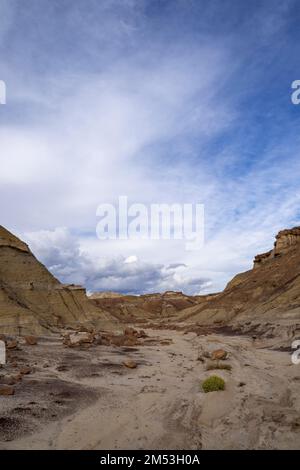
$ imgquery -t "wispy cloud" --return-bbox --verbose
[1,0,300,294]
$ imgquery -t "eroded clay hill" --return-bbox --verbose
[89,290,208,323]
[0,226,115,335]
[179,226,300,339]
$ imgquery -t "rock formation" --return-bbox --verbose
[254,226,300,268]
[2,222,300,341]
[0,226,116,334]
[180,226,300,341]
[89,290,200,322]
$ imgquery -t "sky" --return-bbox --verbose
[1,0,300,295]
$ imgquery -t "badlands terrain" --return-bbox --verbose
[0,225,300,449]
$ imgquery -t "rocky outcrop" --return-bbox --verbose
[254,226,300,268]
[0,226,116,335]
[180,226,300,340]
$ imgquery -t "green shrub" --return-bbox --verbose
[202,375,225,393]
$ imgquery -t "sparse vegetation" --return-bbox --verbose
[202,375,225,393]
[205,361,232,371]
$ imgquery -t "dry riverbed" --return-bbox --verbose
[0,328,300,449]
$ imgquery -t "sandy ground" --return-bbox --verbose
[1,328,300,450]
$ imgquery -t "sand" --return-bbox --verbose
[1,328,300,450]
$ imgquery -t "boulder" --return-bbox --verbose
[123,359,137,369]
[6,339,18,350]
[64,331,94,347]
[211,349,228,360]
[124,327,138,337]
[19,366,32,375]
[0,373,22,385]
[109,335,126,347]
[137,330,147,338]
[93,334,102,345]
[123,336,140,346]
[24,335,38,345]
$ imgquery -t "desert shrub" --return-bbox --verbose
[202,375,225,393]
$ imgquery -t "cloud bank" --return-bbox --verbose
[1,0,300,294]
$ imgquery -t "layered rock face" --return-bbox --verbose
[254,226,300,268]
[90,290,200,322]
[181,226,300,339]
[0,226,115,334]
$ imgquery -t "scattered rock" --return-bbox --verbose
[93,334,102,345]
[123,336,140,347]
[137,330,147,338]
[6,339,18,350]
[108,335,126,347]
[107,334,140,347]
[197,346,210,362]
[0,384,15,396]
[211,349,228,360]
[124,327,138,337]
[123,327,147,340]
[101,337,111,346]
[123,359,137,369]
[64,331,94,347]
[0,373,22,385]
[160,339,173,346]
[24,336,38,346]
[19,366,32,375]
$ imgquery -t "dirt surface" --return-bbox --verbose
[1,328,300,450]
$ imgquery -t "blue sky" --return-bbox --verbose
[1,0,300,294]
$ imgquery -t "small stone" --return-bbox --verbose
[123,359,137,369]
[0,373,22,385]
[0,384,15,396]
[211,349,228,360]
[65,331,94,347]
[124,327,138,337]
[19,366,32,375]
[123,337,140,346]
[94,335,102,345]
[137,330,147,338]
[24,336,38,346]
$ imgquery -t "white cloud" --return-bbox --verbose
[125,255,138,264]
[24,227,210,294]
[1,1,300,295]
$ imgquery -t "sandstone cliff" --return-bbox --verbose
[0,226,116,334]
[180,226,300,340]
[254,226,300,268]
